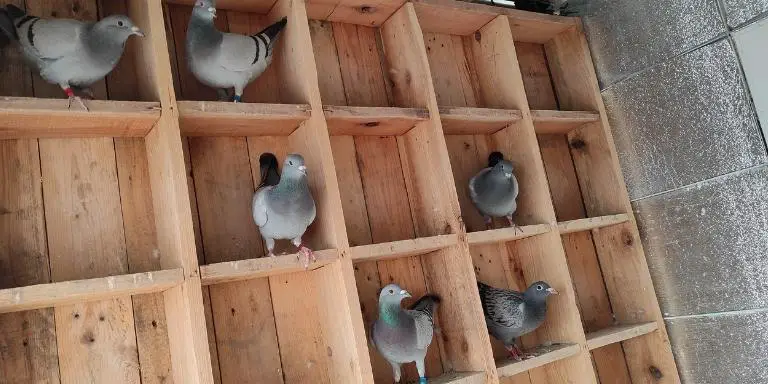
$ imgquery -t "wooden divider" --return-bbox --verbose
[0,0,680,383]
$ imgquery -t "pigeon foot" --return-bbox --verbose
[298,245,316,269]
[64,88,89,112]
[507,216,523,235]
[506,345,524,361]
[484,216,494,231]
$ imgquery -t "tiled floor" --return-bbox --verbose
[581,1,768,383]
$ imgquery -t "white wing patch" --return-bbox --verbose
[23,19,84,60]
[252,187,271,227]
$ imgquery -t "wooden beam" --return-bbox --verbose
[531,110,601,135]
[178,101,311,136]
[439,106,522,135]
[496,343,581,378]
[0,269,183,314]
[430,371,487,384]
[325,105,430,136]
[557,214,631,234]
[0,97,160,139]
[586,322,659,351]
[165,0,278,13]
[349,235,459,262]
[466,224,551,246]
[200,249,340,285]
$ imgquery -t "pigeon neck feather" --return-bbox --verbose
[86,23,128,66]
[379,300,406,327]
[188,11,222,47]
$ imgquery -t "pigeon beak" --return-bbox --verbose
[400,290,411,298]
[546,287,559,295]
[505,172,513,178]
[298,165,307,173]
[131,26,145,37]
[208,7,217,18]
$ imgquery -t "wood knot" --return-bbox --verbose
[649,366,663,380]
[569,138,586,149]
[359,5,375,13]
[151,320,158,328]
[363,121,380,127]
[474,31,481,42]
[621,231,634,247]
[81,330,95,345]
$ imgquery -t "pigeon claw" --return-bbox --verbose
[68,96,89,112]
[298,245,316,269]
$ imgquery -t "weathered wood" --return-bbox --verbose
[557,214,630,234]
[466,225,551,246]
[325,105,429,136]
[0,270,184,314]
[439,107,522,135]
[496,344,581,378]
[178,101,311,136]
[531,110,601,135]
[201,250,340,285]
[586,322,659,351]
[350,235,458,262]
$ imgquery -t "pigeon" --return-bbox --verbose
[186,0,287,102]
[372,284,441,384]
[512,0,587,16]
[252,153,317,267]
[477,281,558,360]
[469,151,520,230]
[0,4,144,110]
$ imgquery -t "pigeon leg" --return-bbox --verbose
[506,215,523,234]
[62,85,88,112]
[416,358,427,383]
[484,216,493,230]
[505,344,523,361]
[264,237,276,257]
[233,85,244,103]
[390,362,402,383]
[78,87,96,100]
[216,88,230,101]
[293,237,316,268]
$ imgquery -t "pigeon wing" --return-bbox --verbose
[217,32,259,72]
[469,167,491,202]
[252,186,271,227]
[21,19,85,60]
[480,284,525,329]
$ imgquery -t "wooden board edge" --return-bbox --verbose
[200,249,340,285]
[349,234,459,262]
[557,214,630,234]
[495,343,581,378]
[466,224,551,246]
[586,321,659,351]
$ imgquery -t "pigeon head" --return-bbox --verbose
[524,281,558,302]
[98,15,144,41]
[379,283,412,305]
[193,0,217,19]
[282,154,308,179]
[491,159,515,179]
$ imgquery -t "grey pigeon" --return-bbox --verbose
[477,281,558,360]
[469,151,520,230]
[186,0,287,102]
[252,153,317,267]
[0,4,144,110]
[372,283,440,384]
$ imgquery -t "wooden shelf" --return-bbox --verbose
[496,343,581,377]
[0,269,184,314]
[586,322,659,351]
[466,224,551,246]
[178,101,311,136]
[425,371,486,384]
[324,105,430,136]
[531,110,601,135]
[0,97,161,139]
[439,106,522,135]
[200,249,339,285]
[350,235,458,262]
[557,214,631,234]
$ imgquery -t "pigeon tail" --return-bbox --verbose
[4,4,26,20]
[256,17,287,45]
[259,152,280,187]
[488,151,504,168]
[0,8,17,42]
[410,294,441,318]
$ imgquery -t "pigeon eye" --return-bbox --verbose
[388,289,394,294]
[118,21,124,27]
[537,285,543,291]
[289,161,294,166]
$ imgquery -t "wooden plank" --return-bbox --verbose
[166,0,278,14]
[496,344,581,378]
[557,214,631,234]
[324,1,405,27]
[586,322,659,351]
[0,270,183,314]
[0,98,160,139]
[412,0,496,35]
[547,26,680,383]
[466,225,551,246]
[430,371,487,384]
[350,235,458,262]
[324,105,429,136]
[178,101,311,136]
[332,22,392,107]
[39,136,138,384]
[201,250,339,285]
[531,110,601,135]
[514,43,558,110]
[439,107,522,135]
[424,34,479,108]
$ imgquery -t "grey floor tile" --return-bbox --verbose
[582,0,725,88]
[633,166,768,317]
[721,0,768,28]
[734,18,768,144]
[666,310,768,384]
[603,39,766,200]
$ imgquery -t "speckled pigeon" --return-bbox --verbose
[372,283,441,384]
[252,153,316,267]
[477,281,558,360]
[186,0,287,102]
[0,4,144,110]
[469,151,520,230]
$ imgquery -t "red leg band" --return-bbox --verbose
[64,88,75,98]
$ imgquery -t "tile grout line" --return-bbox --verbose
[664,307,768,321]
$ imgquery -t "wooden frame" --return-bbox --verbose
[0,0,679,383]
